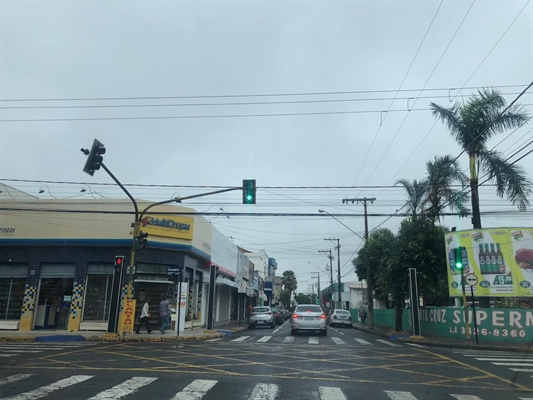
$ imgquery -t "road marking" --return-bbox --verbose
[308,337,319,345]
[3,375,93,400]
[170,379,218,400]
[491,362,533,366]
[272,320,288,334]
[0,350,43,353]
[0,375,33,386]
[510,368,533,372]
[256,336,272,343]
[475,358,533,362]
[339,331,345,335]
[247,383,279,400]
[0,354,19,357]
[231,336,250,342]
[206,338,223,342]
[88,377,157,399]
[406,343,426,348]
[319,386,347,400]
[354,338,372,345]
[384,391,418,400]
[376,339,401,347]
[450,396,483,400]
[282,336,294,344]
[331,337,345,345]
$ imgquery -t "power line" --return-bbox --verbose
[1,84,527,103]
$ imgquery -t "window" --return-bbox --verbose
[253,307,270,313]
[0,278,26,320]
[296,305,322,313]
[83,274,114,321]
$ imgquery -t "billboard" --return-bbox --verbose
[445,228,533,297]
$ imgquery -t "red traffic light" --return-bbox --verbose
[114,256,125,267]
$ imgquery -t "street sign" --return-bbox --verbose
[167,266,181,276]
[465,273,478,287]
[121,299,136,333]
[238,280,246,294]
[246,286,254,296]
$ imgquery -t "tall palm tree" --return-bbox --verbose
[430,88,531,228]
[281,270,297,303]
[425,155,469,222]
[395,178,428,221]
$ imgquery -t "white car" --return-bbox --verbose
[290,304,327,336]
[327,309,352,328]
[249,306,275,329]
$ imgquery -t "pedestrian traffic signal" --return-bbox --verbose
[136,231,148,250]
[455,247,464,270]
[114,255,125,272]
[242,179,256,204]
[81,139,106,177]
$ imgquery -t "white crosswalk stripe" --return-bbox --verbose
[256,336,272,343]
[354,338,372,345]
[385,391,419,400]
[406,343,426,348]
[2,374,531,399]
[376,339,401,347]
[308,337,319,345]
[247,383,279,400]
[282,336,294,344]
[0,374,33,386]
[231,336,250,342]
[3,375,94,400]
[330,337,345,345]
[170,379,218,400]
[319,386,347,400]
[510,368,533,372]
[88,377,157,400]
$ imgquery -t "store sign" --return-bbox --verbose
[445,228,533,297]
[167,266,181,276]
[140,215,194,240]
[418,307,533,343]
[121,299,136,333]
[175,282,188,333]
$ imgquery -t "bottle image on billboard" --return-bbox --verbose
[496,243,506,274]
[484,244,493,274]
[478,243,485,274]
[448,248,456,274]
[490,243,498,274]
[461,247,470,273]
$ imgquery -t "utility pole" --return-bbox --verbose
[319,249,334,308]
[325,238,341,309]
[311,272,320,305]
[343,197,375,330]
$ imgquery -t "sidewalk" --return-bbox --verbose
[351,321,533,353]
[0,321,248,343]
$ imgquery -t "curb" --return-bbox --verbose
[95,333,226,342]
[0,337,37,343]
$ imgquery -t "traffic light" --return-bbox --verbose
[114,255,125,273]
[82,139,106,177]
[455,247,464,270]
[242,179,256,204]
[136,231,148,250]
[316,297,320,305]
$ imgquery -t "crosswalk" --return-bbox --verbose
[0,374,530,400]
[449,349,533,375]
[0,342,96,358]
[228,334,413,347]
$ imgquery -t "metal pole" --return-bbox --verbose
[470,285,479,344]
[336,240,341,309]
[176,271,182,337]
[461,267,471,340]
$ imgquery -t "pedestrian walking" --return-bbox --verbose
[159,294,171,334]
[247,303,253,321]
[136,298,153,334]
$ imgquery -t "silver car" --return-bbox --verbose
[249,306,275,329]
[290,304,327,336]
[328,309,352,328]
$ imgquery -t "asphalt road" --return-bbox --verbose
[0,321,532,400]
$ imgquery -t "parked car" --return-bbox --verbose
[281,309,291,320]
[270,306,284,325]
[249,306,275,329]
[327,309,352,328]
[290,304,327,336]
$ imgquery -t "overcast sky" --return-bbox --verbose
[1,0,532,293]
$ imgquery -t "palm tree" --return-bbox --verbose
[431,88,531,228]
[395,178,428,221]
[281,270,297,304]
[425,155,470,222]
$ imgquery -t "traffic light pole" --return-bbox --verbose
[460,266,471,340]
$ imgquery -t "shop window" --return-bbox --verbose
[83,274,114,321]
[0,278,26,320]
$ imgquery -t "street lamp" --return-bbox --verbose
[38,185,58,199]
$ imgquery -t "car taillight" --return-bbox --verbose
[320,314,326,319]
[293,314,299,318]
[266,312,272,315]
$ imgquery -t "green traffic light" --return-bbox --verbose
[455,247,463,270]
[246,194,253,201]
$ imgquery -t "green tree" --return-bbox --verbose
[395,178,428,221]
[279,289,291,309]
[430,88,531,228]
[294,293,311,305]
[425,155,469,222]
[352,228,396,309]
[281,270,298,303]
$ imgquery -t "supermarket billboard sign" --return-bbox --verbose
[445,228,533,297]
